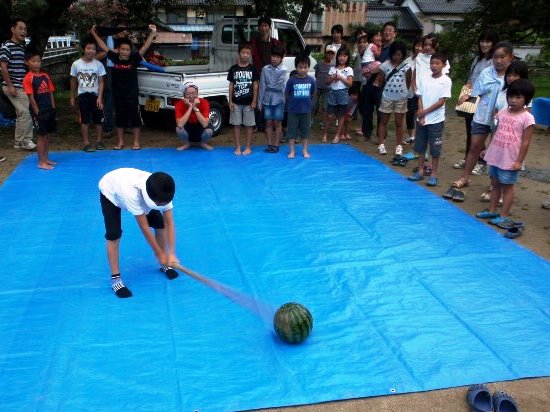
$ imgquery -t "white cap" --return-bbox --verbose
[325,44,337,54]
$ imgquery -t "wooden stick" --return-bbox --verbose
[170,262,272,320]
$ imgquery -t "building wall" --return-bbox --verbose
[304,1,368,49]
[419,14,464,33]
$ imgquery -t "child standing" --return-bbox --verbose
[407,52,452,186]
[451,42,514,195]
[259,45,287,153]
[412,34,450,175]
[314,44,336,142]
[227,42,259,155]
[479,61,530,203]
[375,41,411,155]
[475,79,535,229]
[285,54,315,158]
[99,168,180,298]
[22,52,57,170]
[91,24,157,150]
[70,38,106,152]
[327,48,353,144]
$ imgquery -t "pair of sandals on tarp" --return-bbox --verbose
[467,383,520,412]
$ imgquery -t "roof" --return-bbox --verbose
[397,0,478,14]
[166,0,252,5]
[366,5,423,32]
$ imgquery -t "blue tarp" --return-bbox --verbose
[1,145,549,411]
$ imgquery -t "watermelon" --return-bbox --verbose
[273,302,313,344]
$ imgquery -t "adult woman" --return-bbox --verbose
[174,82,214,150]
[454,31,499,172]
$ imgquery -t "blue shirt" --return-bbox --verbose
[285,75,315,114]
[259,63,287,108]
[471,65,504,126]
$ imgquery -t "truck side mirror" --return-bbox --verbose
[304,45,311,56]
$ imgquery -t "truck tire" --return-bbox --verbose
[208,101,225,136]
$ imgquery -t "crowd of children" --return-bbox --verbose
[3,19,543,238]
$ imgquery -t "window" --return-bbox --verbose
[276,25,304,56]
[305,13,323,33]
[166,12,185,24]
[433,20,455,33]
[221,24,253,45]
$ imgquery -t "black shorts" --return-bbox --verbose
[100,192,164,241]
[33,107,57,135]
[114,94,142,128]
[78,92,104,125]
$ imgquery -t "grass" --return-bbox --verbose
[532,75,550,98]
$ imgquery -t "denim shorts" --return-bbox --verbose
[488,165,519,185]
[263,102,284,121]
[413,121,444,158]
[327,88,350,107]
[471,121,491,136]
[230,104,255,127]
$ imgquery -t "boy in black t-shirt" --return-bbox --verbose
[227,42,259,155]
[91,24,156,150]
[22,52,57,169]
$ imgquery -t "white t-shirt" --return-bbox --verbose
[414,53,450,95]
[99,168,173,216]
[417,73,452,125]
[70,58,106,95]
[328,66,353,90]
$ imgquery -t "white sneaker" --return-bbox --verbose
[404,136,415,144]
[453,159,466,169]
[395,145,403,156]
[471,163,485,176]
[378,144,387,155]
[20,140,37,150]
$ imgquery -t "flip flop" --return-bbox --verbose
[452,189,465,202]
[113,145,124,150]
[132,145,141,150]
[492,390,519,412]
[497,219,524,230]
[504,226,524,239]
[443,187,457,199]
[467,384,493,412]
[452,177,469,188]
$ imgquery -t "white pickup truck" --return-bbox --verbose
[138,17,316,134]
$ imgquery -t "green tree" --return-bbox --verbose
[439,0,550,81]
[7,0,76,51]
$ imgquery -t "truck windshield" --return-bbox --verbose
[276,25,304,57]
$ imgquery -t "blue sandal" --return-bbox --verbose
[476,209,500,219]
[493,390,519,412]
[467,384,493,412]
